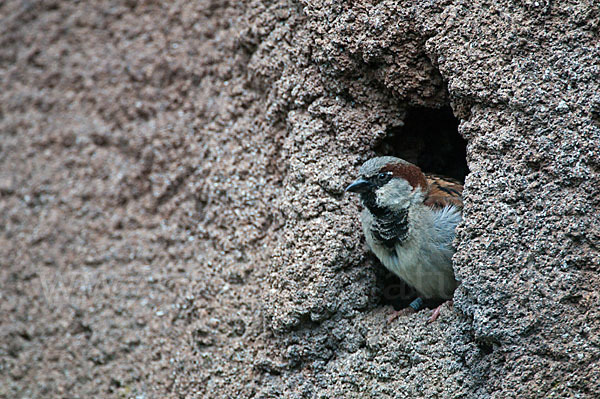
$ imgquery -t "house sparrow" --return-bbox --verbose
[346,156,463,322]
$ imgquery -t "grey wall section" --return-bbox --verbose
[1,1,598,398]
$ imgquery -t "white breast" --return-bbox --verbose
[361,205,460,299]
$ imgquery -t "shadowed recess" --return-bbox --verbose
[375,106,468,182]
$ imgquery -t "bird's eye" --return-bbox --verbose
[377,172,391,181]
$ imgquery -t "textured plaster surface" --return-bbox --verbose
[1,1,598,398]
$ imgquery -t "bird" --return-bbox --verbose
[345,156,463,322]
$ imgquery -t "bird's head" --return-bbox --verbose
[345,156,428,215]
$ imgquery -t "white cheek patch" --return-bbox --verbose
[375,179,413,211]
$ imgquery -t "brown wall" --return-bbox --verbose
[1,1,598,397]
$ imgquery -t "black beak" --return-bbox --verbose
[345,178,372,193]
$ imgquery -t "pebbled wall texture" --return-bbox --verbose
[1,1,599,398]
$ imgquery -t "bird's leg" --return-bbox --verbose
[387,297,423,323]
[428,300,453,323]
[387,307,414,323]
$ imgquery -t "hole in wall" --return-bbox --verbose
[375,105,468,182]
[374,105,468,310]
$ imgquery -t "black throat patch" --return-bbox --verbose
[361,192,409,248]
[360,190,385,217]
[371,208,409,248]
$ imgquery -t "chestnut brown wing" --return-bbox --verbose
[424,174,463,209]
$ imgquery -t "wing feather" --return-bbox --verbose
[424,174,463,209]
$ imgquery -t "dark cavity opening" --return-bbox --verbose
[375,106,468,182]
[374,105,467,310]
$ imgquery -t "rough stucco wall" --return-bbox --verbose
[1,1,599,398]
